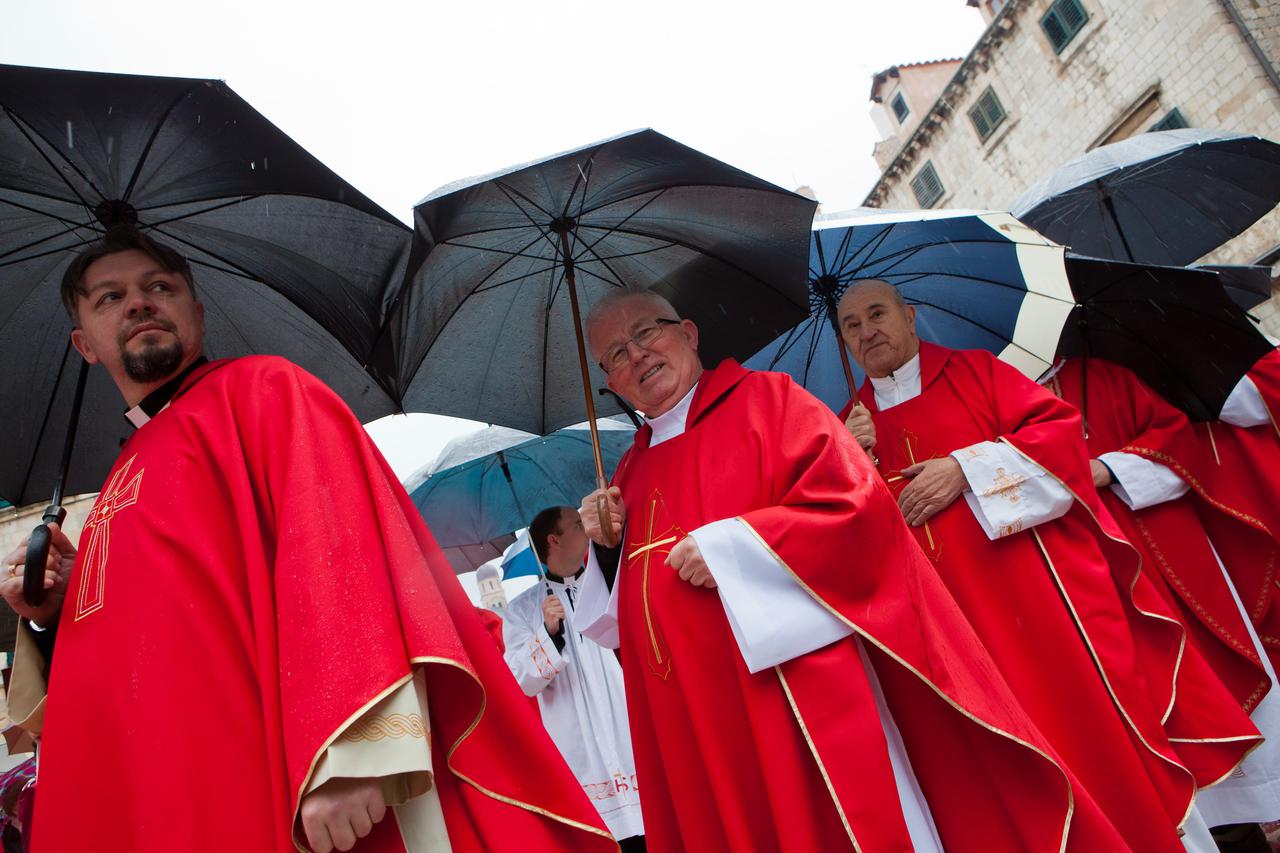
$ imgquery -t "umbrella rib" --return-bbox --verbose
[2,108,103,209]
[833,223,895,279]
[565,223,805,307]
[571,238,631,292]
[440,237,565,264]
[910,298,1053,363]
[15,339,76,506]
[148,224,366,355]
[801,314,826,386]
[769,315,816,366]
[121,82,202,203]
[576,188,671,257]
[492,181,561,257]
[0,221,106,268]
[565,153,594,221]
[541,262,559,435]
[0,211,102,264]
[458,232,557,295]
[472,262,566,295]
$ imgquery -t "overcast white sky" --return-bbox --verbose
[3,0,986,477]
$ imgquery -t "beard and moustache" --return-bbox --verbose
[119,321,185,382]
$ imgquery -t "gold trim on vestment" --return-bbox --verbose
[1028,528,1197,830]
[1127,514,1269,713]
[291,672,415,852]
[1187,736,1266,793]
[407,655,619,847]
[291,653,618,853]
[774,667,860,851]
[1123,447,1274,538]
[998,439,1189,728]
[1124,445,1280,641]
[735,518,1074,853]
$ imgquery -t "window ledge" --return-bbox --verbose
[1053,10,1106,69]
[981,116,1019,160]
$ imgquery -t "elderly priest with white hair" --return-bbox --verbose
[571,288,1141,853]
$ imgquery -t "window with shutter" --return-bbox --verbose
[968,87,1007,142]
[1149,109,1189,132]
[911,162,945,209]
[1041,0,1089,54]
[891,93,910,124]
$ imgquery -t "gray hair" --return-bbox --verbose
[584,290,682,357]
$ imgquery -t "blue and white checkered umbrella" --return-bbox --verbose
[745,209,1075,410]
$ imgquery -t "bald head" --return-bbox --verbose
[836,279,919,378]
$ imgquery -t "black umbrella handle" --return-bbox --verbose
[22,505,67,607]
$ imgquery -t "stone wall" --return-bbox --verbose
[868,0,1280,334]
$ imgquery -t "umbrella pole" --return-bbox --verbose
[825,300,858,397]
[558,229,619,548]
[1101,194,1137,263]
[23,359,90,606]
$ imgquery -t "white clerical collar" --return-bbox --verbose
[645,381,699,447]
[869,351,922,410]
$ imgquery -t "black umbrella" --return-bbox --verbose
[1011,129,1280,266]
[370,129,816,545]
[1193,264,1274,312]
[2,64,411,599]
[1057,254,1274,422]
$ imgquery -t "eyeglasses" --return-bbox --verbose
[598,318,681,373]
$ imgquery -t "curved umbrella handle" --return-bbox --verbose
[22,506,66,607]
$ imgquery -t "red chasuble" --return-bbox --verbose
[607,359,1137,853]
[31,357,614,853]
[1047,357,1267,725]
[1186,347,1280,668]
[843,343,1210,851]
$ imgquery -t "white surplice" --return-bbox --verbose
[503,577,644,841]
[872,353,1074,539]
[575,380,944,851]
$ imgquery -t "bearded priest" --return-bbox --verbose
[0,227,616,853]
[572,289,1146,852]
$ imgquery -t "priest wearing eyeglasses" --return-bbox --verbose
[571,289,1138,852]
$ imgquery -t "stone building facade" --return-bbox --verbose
[864,0,1280,332]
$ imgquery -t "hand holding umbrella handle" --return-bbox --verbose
[596,476,619,549]
[23,505,66,607]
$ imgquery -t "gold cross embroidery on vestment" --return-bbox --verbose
[627,490,681,681]
[76,455,145,620]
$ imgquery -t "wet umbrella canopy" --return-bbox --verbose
[746,209,1076,411]
[1011,129,1280,266]
[408,422,635,566]
[1,64,412,507]
[1058,255,1275,422]
[371,129,817,435]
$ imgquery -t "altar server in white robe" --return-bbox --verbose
[502,506,645,849]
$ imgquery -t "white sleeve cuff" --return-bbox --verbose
[1221,375,1271,428]
[689,518,852,674]
[952,441,1074,540]
[1100,451,1189,510]
[575,542,621,650]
